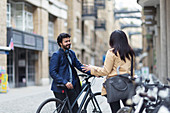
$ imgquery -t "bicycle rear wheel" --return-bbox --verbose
[36,98,68,113]
[82,92,109,113]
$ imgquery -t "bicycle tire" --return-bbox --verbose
[82,92,109,113]
[117,106,134,113]
[36,98,68,113]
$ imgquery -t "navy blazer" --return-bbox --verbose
[49,48,90,93]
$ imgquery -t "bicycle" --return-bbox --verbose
[117,76,170,113]
[36,74,108,113]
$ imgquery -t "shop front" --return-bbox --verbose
[7,28,43,88]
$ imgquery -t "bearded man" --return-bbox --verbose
[49,33,90,112]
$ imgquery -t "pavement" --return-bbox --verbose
[0,77,111,113]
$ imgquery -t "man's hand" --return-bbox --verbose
[65,82,73,89]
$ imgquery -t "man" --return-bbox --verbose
[49,33,90,112]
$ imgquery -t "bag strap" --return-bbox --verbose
[131,55,133,77]
[63,52,77,79]
[117,55,133,76]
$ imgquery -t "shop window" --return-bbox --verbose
[27,50,36,85]
[7,52,14,88]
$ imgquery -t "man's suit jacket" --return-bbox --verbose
[49,48,90,93]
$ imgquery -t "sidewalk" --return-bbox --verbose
[0,85,52,102]
[0,78,111,113]
[0,85,53,113]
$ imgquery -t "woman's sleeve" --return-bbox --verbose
[91,50,115,76]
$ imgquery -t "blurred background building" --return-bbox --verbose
[137,0,170,83]
[0,0,115,88]
[1,0,153,89]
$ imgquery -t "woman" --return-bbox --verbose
[82,30,135,113]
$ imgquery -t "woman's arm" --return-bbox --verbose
[83,50,115,76]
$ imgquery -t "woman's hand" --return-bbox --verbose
[82,64,92,72]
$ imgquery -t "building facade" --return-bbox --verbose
[1,0,67,88]
[137,0,170,83]
[0,0,116,88]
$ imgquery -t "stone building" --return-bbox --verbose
[0,0,67,88]
[0,0,116,88]
[66,0,115,67]
[137,0,170,83]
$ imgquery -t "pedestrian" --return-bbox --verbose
[82,30,135,113]
[49,33,90,113]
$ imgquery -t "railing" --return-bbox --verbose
[95,0,105,9]
[7,27,44,51]
[95,19,106,30]
[82,2,97,20]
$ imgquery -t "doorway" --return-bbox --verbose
[15,48,26,87]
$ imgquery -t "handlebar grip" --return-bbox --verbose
[78,74,88,77]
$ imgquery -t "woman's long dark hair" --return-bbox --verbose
[109,30,135,62]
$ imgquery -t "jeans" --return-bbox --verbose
[109,99,128,113]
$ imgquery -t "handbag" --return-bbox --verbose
[104,56,135,103]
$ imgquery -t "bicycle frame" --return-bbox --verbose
[61,79,101,113]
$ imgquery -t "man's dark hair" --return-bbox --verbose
[57,33,71,47]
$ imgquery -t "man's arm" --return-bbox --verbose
[49,53,68,84]
[72,51,91,75]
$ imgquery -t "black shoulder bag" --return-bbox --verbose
[104,56,135,103]
[63,52,82,95]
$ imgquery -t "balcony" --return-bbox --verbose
[7,27,44,51]
[95,19,106,30]
[143,6,156,26]
[82,2,97,20]
[95,0,105,9]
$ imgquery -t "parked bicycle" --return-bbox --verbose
[117,76,170,113]
[36,74,108,113]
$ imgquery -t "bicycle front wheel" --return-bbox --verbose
[82,92,110,113]
[36,98,68,113]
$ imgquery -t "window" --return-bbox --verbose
[48,21,54,39]
[76,17,80,29]
[7,3,11,27]
[9,2,34,33]
[85,57,88,64]
[25,12,33,33]
[84,25,88,35]
[15,3,25,31]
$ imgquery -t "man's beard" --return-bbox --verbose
[63,44,71,50]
